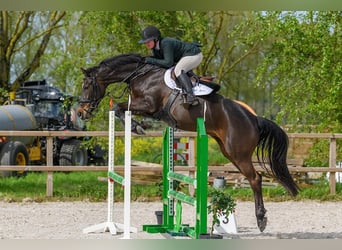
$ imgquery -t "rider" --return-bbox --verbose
[139,25,203,107]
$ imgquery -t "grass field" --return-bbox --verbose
[1,172,342,202]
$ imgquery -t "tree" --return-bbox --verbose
[0,11,65,100]
[202,11,267,109]
[255,11,342,131]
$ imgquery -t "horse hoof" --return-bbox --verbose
[135,125,145,135]
[257,216,267,232]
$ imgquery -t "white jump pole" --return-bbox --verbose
[83,108,136,237]
[123,110,131,239]
[82,110,122,234]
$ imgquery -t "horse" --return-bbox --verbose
[77,53,299,232]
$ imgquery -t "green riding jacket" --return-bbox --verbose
[145,37,201,68]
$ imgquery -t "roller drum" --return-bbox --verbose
[0,105,37,145]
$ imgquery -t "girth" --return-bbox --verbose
[152,89,179,128]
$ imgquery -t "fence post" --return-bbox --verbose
[46,136,54,197]
[163,126,175,229]
[329,137,337,195]
[195,117,208,238]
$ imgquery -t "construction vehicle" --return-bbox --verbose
[0,80,105,177]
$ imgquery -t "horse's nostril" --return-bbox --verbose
[76,107,86,119]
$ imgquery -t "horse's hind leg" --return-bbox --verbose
[236,161,267,232]
[212,135,267,232]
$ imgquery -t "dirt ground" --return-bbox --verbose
[1,200,342,239]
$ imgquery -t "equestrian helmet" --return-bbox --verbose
[139,26,161,43]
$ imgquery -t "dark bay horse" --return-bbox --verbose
[78,53,299,232]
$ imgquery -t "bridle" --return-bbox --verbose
[79,61,152,114]
[78,76,104,115]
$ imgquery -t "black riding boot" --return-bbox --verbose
[176,72,199,108]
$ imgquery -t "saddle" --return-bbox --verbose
[170,70,221,93]
[158,69,220,127]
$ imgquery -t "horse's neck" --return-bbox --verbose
[101,63,164,91]
[130,66,166,92]
[131,64,164,82]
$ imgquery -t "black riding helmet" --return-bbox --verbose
[138,26,161,43]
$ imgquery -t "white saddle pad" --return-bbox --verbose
[163,68,214,96]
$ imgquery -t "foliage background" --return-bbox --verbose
[0,11,341,164]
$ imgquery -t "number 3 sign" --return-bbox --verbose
[213,211,238,234]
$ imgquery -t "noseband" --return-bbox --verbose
[79,76,103,114]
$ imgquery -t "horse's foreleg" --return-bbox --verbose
[236,161,267,232]
[112,103,125,120]
[114,103,146,134]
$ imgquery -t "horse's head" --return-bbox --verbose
[77,53,145,119]
[77,67,106,120]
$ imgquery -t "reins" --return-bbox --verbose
[111,62,152,99]
[79,60,154,109]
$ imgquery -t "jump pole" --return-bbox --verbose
[83,110,137,238]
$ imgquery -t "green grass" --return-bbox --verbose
[1,172,342,202]
[224,180,342,202]
[0,172,162,202]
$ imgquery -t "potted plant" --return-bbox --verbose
[207,189,236,236]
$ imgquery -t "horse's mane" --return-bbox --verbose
[99,53,142,70]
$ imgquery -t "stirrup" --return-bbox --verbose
[182,94,199,108]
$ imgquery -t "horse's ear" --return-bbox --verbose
[81,67,89,76]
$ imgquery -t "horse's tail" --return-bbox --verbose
[256,117,299,196]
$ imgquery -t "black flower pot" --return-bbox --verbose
[155,211,163,225]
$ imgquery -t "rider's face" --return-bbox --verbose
[144,40,155,49]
